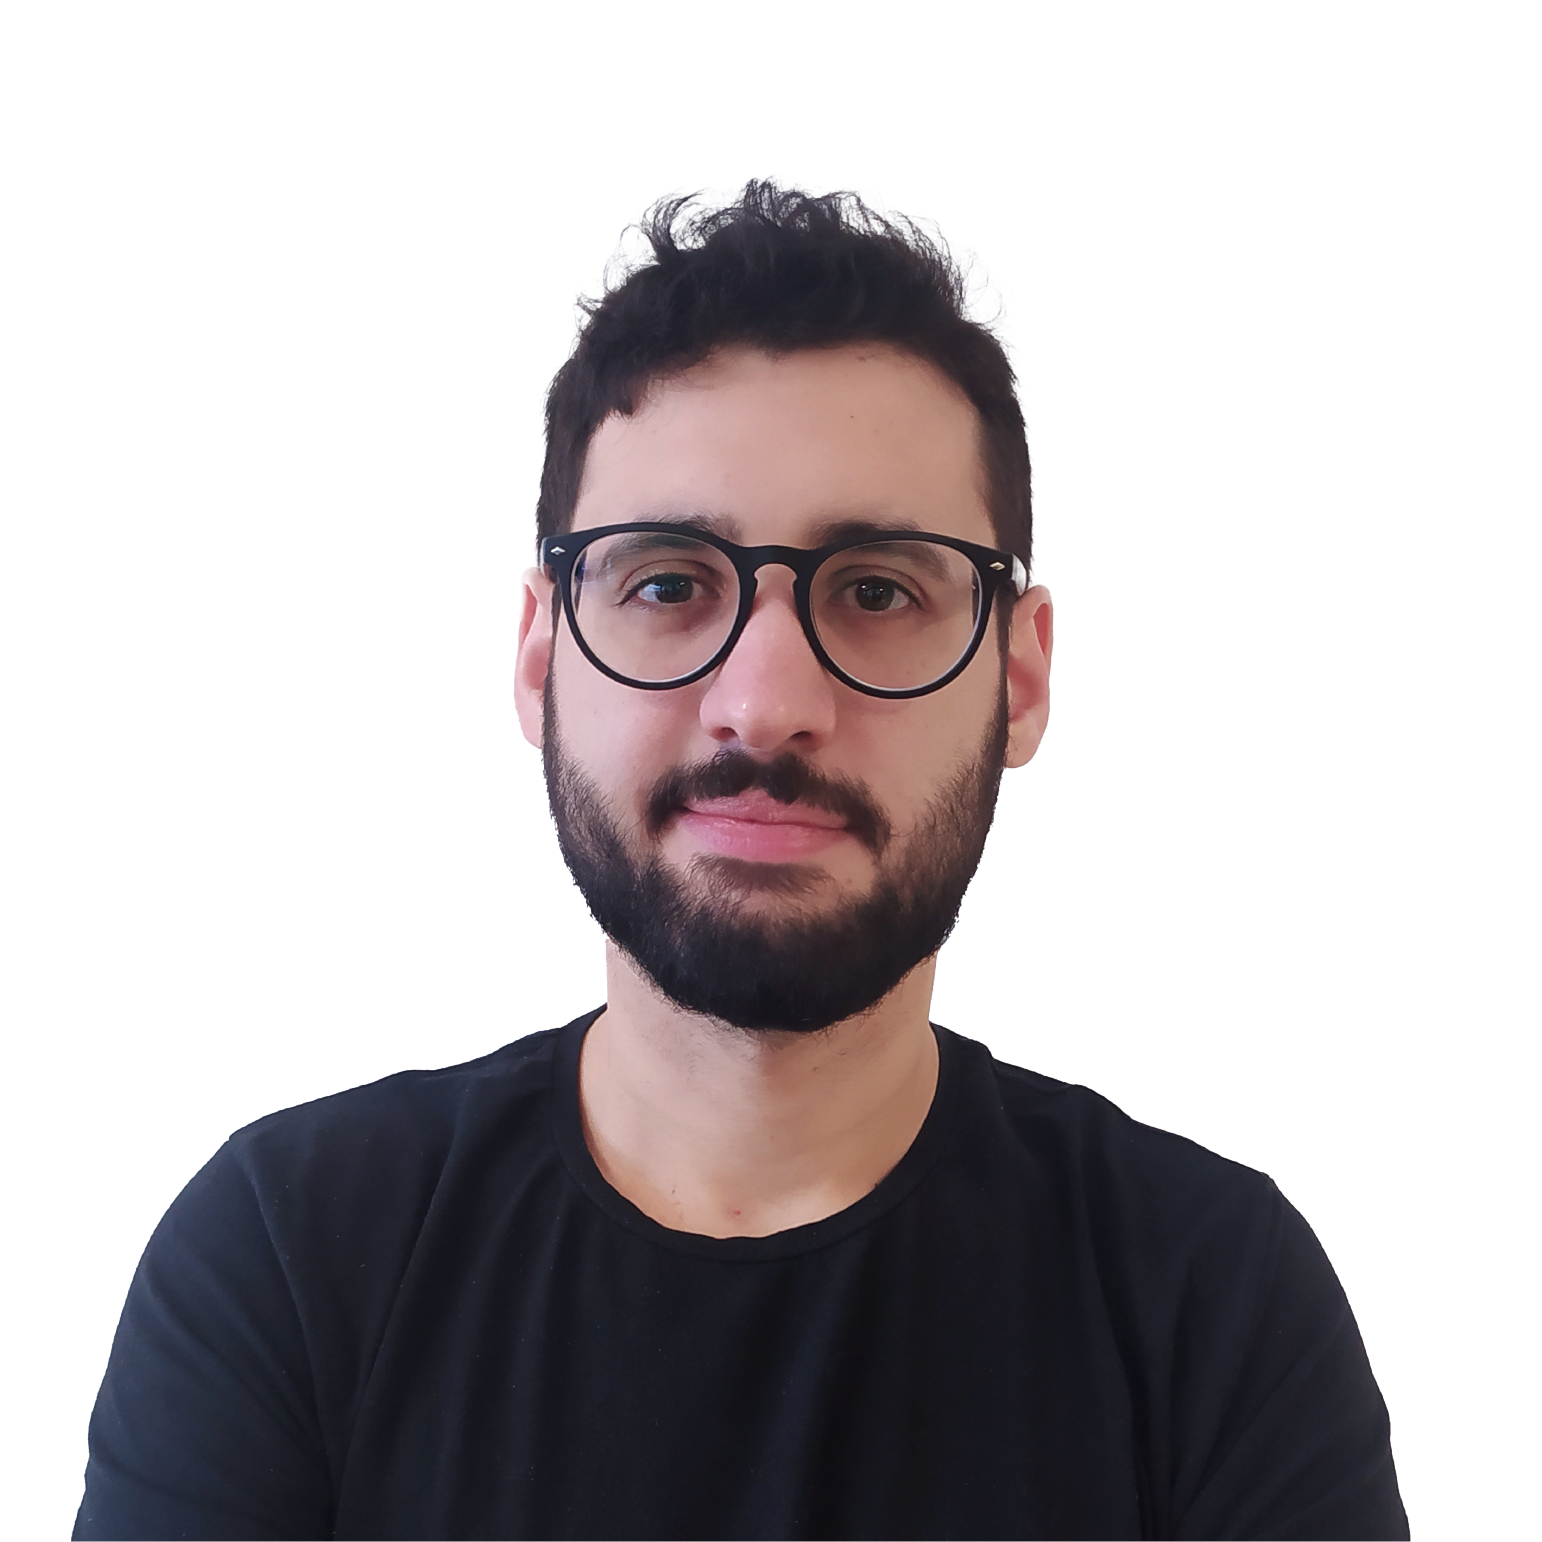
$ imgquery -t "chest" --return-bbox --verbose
[328,1201,1148,1538]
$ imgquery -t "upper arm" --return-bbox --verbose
[74,1144,333,1540]
[1175,1198,1408,1540]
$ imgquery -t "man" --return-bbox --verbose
[76,183,1407,1539]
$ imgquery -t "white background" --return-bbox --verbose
[2,3,1537,1533]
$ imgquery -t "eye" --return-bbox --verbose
[631,571,697,605]
[850,576,914,612]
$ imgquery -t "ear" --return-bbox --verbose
[514,567,557,749]
[1003,585,1053,769]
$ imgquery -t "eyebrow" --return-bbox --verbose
[805,515,926,547]
[628,510,745,542]
[587,528,727,572]
[818,536,955,582]
[592,511,933,549]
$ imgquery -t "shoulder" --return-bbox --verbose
[75,1027,589,1540]
[941,1028,1286,1294]
[140,1017,592,1360]
[955,1030,1276,1208]
[158,1017,589,1272]
[221,1018,578,1187]
[946,1033,1405,1535]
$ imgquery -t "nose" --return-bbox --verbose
[698,569,838,753]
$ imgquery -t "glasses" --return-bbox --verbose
[539,523,1027,700]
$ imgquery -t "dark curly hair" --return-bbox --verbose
[536,181,1033,573]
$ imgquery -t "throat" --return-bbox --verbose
[576,950,941,1238]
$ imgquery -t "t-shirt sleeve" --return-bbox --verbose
[73,1141,333,1540]
[1174,1196,1408,1541]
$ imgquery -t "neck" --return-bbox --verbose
[578,943,941,1238]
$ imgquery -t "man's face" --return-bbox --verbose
[516,344,1051,1029]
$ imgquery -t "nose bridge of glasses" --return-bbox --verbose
[739,543,820,585]
[727,545,814,612]
[731,549,808,633]
[705,547,823,683]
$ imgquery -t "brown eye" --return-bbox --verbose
[853,578,911,612]
[634,573,695,605]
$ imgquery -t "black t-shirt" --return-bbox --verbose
[75,1013,1407,1540]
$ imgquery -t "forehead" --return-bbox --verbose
[572,344,995,547]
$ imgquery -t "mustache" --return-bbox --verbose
[644,750,892,857]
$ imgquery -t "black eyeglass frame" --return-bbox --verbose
[539,522,1029,701]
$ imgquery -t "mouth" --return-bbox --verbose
[673,789,853,862]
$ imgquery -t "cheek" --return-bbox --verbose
[858,668,1004,824]
[549,633,705,807]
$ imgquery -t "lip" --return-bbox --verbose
[674,790,851,861]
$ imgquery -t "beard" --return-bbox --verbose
[542,680,1007,1034]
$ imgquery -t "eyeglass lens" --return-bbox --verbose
[570,532,984,690]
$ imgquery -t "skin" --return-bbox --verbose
[515,344,1053,1238]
